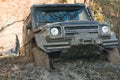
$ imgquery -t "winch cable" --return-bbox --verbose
[93,43,118,55]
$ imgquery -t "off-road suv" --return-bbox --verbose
[21,4,120,68]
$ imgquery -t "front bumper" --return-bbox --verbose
[43,34,118,52]
[44,40,118,52]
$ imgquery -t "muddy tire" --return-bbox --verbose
[19,25,35,62]
[19,25,50,68]
[32,47,50,68]
[106,47,120,64]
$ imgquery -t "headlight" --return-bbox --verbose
[102,26,109,33]
[50,28,59,36]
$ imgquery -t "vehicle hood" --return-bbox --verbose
[45,20,99,27]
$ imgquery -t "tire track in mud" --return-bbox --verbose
[0,52,120,80]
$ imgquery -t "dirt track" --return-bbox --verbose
[0,54,120,80]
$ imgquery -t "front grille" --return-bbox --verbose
[64,26,98,35]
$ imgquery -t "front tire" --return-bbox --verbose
[19,25,34,62]
[32,47,50,68]
[105,47,120,64]
[20,25,50,68]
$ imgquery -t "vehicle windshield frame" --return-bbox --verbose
[36,8,90,23]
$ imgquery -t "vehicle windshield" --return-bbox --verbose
[36,8,89,25]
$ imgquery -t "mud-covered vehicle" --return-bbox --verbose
[21,4,120,68]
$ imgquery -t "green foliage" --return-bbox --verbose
[94,14,105,22]
[96,0,120,38]
[91,1,105,22]
[58,0,67,3]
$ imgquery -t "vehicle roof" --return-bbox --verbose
[32,3,85,8]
